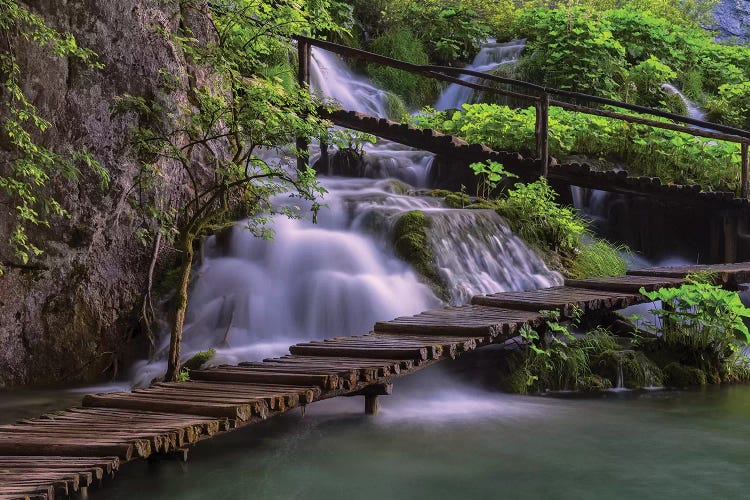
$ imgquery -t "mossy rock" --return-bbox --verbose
[663,362,707,387]
[387,179,412,195]
[427,189,453,198]
[393,210,447,300]
[577,374,613,393]
[182,348,217,372]
[384,92,409,121]
[444,192,471,208]
[591,349,663,389]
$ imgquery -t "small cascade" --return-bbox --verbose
[425,209,562,304]
[661,83,707,122]
[310,48,390,117]
[615,358,625,390]
[435,39,526,111]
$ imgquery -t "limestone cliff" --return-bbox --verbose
[0,1,205,386]
[713,0,750,43]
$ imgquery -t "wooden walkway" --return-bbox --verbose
[325,109,750,210]
[2,264,749,499]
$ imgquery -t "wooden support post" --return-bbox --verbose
[365,394,380,415]
[297,40,312,171]
[346,383,393,415]
[742,142,749,199]
[536,93,550,177]
[723,213,738,264]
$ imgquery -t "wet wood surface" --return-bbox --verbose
[3,262,750,499]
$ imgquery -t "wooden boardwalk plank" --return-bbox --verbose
[5,261,750,497]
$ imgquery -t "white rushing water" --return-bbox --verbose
[310,48,390,117]
[131,43,561,385]
[661,83,707,122]
[435,40,526,111]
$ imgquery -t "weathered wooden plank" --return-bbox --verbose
[289,344,429,361]
[564,275,686,293]
[82,393,253,422]
[190,369,337,390]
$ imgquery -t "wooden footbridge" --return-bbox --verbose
[295,36,750,208]
[3,262,750,499]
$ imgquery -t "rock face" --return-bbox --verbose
[713,0,750,43]
[0,1,206,387]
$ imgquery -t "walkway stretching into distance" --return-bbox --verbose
[324,109,750,210]
[2,263,750,499]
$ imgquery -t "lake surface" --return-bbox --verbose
[4,365,746,500]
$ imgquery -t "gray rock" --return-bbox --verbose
[0,1,211,387]
[712,0,750,43]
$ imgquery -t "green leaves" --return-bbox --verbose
[640,282,750,349]
[1,1,107,267]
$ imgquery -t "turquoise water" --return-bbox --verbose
[66,365,750,500]
[3,366,750,500]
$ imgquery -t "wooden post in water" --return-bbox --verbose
[347,383,393,415]
[536,93,550,177]
[297,39,312,171]
[742,142,749,199]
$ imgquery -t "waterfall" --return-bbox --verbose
[131,40,561,386]
[310,48,390,117]
[426,210,561,304]
[661,83,707,122]
[435,40,526,111]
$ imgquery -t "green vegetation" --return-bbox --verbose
[706,82,750,130]
[412,104,744,193]
[392,210,446,299]
[496,178,586,256]
[368,30,438,107]
[568,240,628,279]
[117,0,351,381]
[0,0,109,273]
[639,278,750,383]
[182,348,217,373]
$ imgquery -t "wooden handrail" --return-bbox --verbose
[294,35,750,195]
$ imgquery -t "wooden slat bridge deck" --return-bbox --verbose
[3,263,750,499]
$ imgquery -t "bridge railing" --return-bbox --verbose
[294,35,750,198]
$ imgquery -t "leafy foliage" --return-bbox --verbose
[0,0,109,272]
[468,160,516,199]
[496,178,587,256]
[514,8,627,97]
[706,82,750,130]
[412,103,744,194]
[367,30,437,107]
[640,280,750,379]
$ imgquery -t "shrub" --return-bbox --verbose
[625,56,677,107]
[706,82,750,130]
[367,30,438,107]
[513,7,628,98]
[496,178,587,256]
[640,281,750,380]
[569,240,628,279]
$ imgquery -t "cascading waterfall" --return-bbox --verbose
[661,83,707,122]
[132,43,561,385]
[426,210,561,304]
[310,48,390,117]
[435,40,526,111]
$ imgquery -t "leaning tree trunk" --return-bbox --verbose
[165,233,195,382]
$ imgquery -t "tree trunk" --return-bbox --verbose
[165,233,195,382]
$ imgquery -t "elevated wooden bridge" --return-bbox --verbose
[294,36,750,209]
[3,262,750,499]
